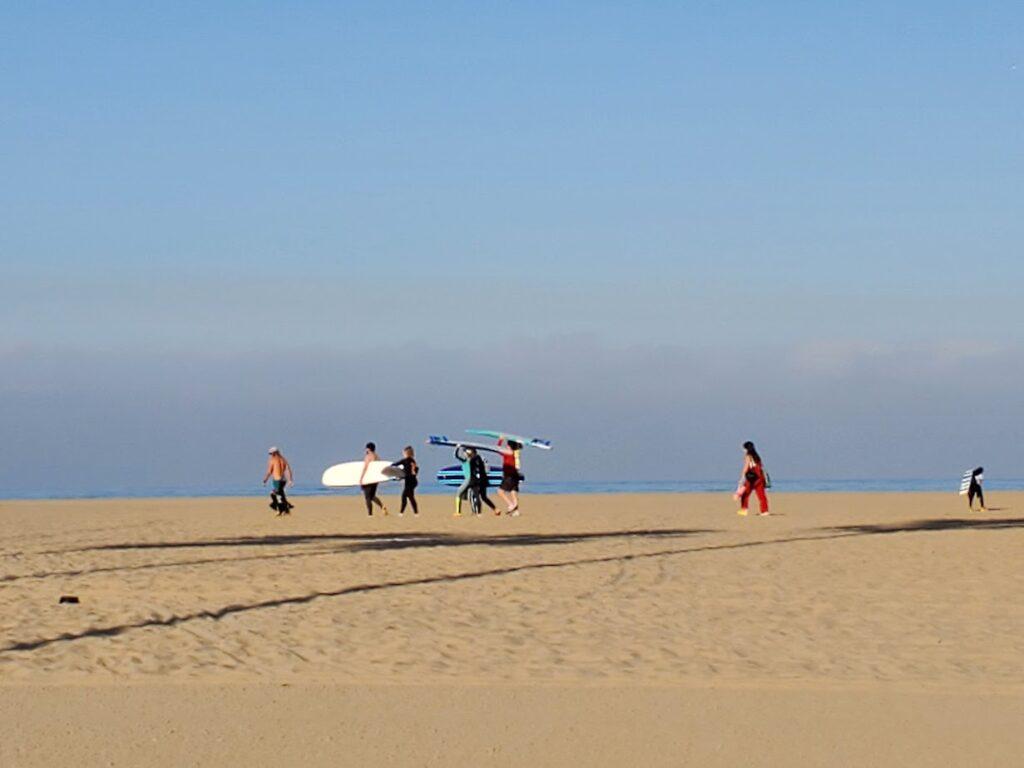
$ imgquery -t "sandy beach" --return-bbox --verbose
[2,492,1023,766]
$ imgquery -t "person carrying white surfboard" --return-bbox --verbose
[262,447,294,516]
[962,467,986,512]
[359,442,389,517]
[497,438,524,515]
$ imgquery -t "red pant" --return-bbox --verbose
[740,480,769,513]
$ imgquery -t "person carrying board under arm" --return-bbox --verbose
[966,467,986,512]
[263,447,294,516]
[359,442,389,517]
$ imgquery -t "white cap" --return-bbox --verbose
[268,446,279,455]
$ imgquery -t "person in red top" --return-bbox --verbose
[497,439,523,516]
[736,440,769,517]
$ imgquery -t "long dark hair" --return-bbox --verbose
[743,441,762,465]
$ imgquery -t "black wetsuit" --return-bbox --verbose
[469,454,495,513]
[968,467,985,510]
[393,457,419,515]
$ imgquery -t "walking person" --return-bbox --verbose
[453,445,473,517]
[964,466,987,512]
[262,447,294,516]
[391,446,420,516]
[469,448,497,515]
[735,441,769,517]
[359,442,389,517]
[497,439,523,516]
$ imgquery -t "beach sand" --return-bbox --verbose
[2,492,1023,765]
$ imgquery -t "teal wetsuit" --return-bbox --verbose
[454,446,472,515]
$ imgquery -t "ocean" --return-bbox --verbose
[3,478,1024,501]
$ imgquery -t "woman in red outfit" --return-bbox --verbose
[736,441,769,516]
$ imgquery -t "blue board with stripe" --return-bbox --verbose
[436,464,504,487]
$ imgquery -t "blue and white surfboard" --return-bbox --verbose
[436,464,504,487]
[426,435,512,456]
[959,469,982,495]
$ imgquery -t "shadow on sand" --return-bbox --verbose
[2,528,711,585]
[42,527,711,556]
[3,536,730,654]
[4,514,1023,656]
[822,516,1024,536]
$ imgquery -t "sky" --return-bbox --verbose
[2,2,1022,494]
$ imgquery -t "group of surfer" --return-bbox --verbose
[451,438,524,517]
[266,439,765,518]
[263,439,986,520]
[261,437,526,518]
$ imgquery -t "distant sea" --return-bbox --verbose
[4,478,1024,501]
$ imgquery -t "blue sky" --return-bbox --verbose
[2,2,1022,493]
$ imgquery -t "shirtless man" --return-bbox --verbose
[262,447,294,516]
[359,442,389,516]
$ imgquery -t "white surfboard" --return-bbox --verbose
[959,470,982,495]
[426,435,511,456]
[322,461,404,488]
[466,429,552,450]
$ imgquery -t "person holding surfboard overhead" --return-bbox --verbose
[497,439,523,515]
[464,429,551,515]
[262,447,294,516]
[736,441,769,517]
[359,442,389,517]
[391,446,420,516]
[469,449,497,515]
[453,445,474,517]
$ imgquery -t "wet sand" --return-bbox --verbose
[1,492,1022,765]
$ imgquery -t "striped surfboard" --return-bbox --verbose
[959,470,982,495]
[436,465,504,487]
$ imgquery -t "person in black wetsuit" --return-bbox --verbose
[469,450,496,515]
[391,445,419,516]
[967,467,986,512]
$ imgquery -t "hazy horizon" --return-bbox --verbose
[3,3,1021,495]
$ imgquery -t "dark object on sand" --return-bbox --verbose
[59,595,80,604]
